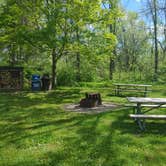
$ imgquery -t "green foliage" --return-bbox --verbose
[158,65,166,83]
[57,63,76,86]
[0,0,165,86]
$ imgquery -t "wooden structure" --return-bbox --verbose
[0,66,23,90]
[80,93,102,108]
[113,83,152,97]
[127,97,166,130]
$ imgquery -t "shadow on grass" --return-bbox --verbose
[0,89,83,150]
[0,89,83,127]
[107,93,147,97]
[39,109,140,165]
[0,90,166,165]
[110,108,166,135]
[0,88,82,108]
[162,90,166,96]
[39,112,124,166]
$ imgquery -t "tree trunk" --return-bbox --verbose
[109,54,115,80]
[154,0,158,81]
[9,44,15,66]
[76,52,81,81]
[52,48,57,89]
[76,27,81,81]
[109,3,117,80]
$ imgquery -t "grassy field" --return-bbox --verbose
[0,83,166,166]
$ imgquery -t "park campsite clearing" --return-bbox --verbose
[0,84,165,166]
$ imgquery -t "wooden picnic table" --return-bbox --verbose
[127,97,166,130]
[113,83,152,97]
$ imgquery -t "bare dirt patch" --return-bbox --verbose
[63,102,120,114]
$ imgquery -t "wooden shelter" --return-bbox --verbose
[0,66,23,90]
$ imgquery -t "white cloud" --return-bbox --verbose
[135,0,141,2]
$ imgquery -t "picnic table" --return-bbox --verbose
[127,97,166,130]
[113,83,152,97]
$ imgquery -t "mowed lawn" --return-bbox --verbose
[0,84,166,166]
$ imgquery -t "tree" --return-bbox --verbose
[116,11,151,80]
[0,0,43,66]
[68,1,101,82]
[142,0,160,80]
[102,0,120,80]
[0,0,120,87]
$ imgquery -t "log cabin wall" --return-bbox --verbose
[0,66,23,90]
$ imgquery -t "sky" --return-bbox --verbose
[121,0,142,12]
[121,0,150,24]
[102,0,142,13]
[120,0,147,24]
[121,0,165,41]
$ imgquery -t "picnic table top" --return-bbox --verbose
[113,83,152,87]
[127,97,166,104]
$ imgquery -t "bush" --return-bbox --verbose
[57,65,76,86]
[158,66,166,83]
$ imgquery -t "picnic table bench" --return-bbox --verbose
[113,83,152,97]
[127,97,166,131]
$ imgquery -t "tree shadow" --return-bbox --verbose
[162,90,166,96]
[41,111,133,165]
[3,106,165,165]
[110,107,166,135]
[0,88,82,110]
[0,91,89,150]
[0,90,165,165]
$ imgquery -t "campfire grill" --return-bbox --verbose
[80,93,102,108]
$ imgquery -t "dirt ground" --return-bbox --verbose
[63,102,120,114]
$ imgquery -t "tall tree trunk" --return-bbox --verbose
[52,48,57,89]
[76,27,81,81]
[154,0,158,81]
[163,1,166,59]
[109,3,117,80]
[109,56,114,80]
[76,52,80,81]
[9,44,15,66]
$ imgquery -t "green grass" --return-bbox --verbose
[0,83,166,166]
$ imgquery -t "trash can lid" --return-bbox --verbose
[32,75,40,80]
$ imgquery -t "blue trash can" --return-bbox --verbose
[31,75,41,91]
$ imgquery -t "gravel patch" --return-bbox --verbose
[63,102,120,114]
